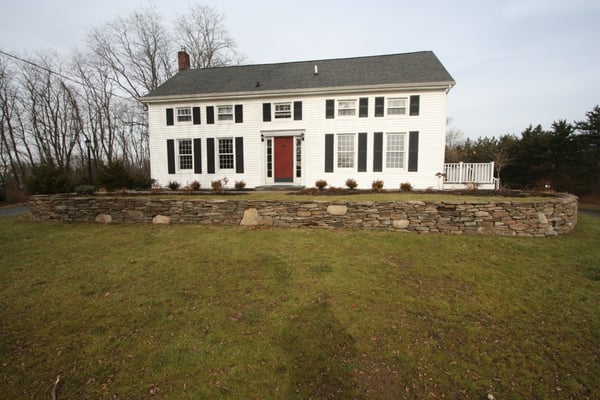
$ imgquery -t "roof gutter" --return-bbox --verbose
[140,81,457,104]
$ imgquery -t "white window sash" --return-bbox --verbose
[217,106,233,121]
[176,107,192,122]
[337,100,356,116]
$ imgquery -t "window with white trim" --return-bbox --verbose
[337,100,356,116]
[177,107,192,122]
[178,139,193,170]
[266,138,273,178]
[296,137,302,178]
[337,134,355,168]
[274,102,292,119]
[217,105,233,121]
[218,138,234,169]
[386,133,406,168]
[387,98,407,115]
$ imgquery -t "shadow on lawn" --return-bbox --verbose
[280,298,362,399]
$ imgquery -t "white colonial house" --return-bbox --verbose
[142,50,457,190]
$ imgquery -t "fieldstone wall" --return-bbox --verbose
[28,194,578,237]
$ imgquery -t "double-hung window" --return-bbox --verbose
[337,134,355,168]
[386,133,406,168]
[178,139,193,170]
[274,102,292,119]
[217,105,233,121]
[218,138,234,169]
[337,100,356,116]
[387,98,407,115]
[177,107,192,122]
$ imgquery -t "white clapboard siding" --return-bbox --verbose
[148,89,449,190]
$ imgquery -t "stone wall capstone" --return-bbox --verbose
[28,194,578,237]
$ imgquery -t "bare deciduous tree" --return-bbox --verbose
[175,4,245,69]
[1,3,245,194]
[1,57,30,185]
[87,4,173,99]
[20,53,82,172]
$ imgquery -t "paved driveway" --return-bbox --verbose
[0,205,29,218]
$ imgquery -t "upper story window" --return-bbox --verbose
[274,103,292,119]
[387,98,407,115]
[217,105,233,121]
[177,107,192,122]
[338,100,356,117]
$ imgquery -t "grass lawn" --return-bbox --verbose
[1,215,598,399]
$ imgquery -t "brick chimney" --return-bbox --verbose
[178,48,190,72]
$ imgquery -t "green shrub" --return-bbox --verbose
[74,185,96,195]
[345,178,358,190]
[97,161,151,191]
[27,163,73,194]
[168,181,181,191]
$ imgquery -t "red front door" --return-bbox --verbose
[274,136,294,182]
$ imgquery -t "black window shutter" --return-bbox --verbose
[358,132,367,172]
[166,108,174,126]
[359,98,368,118]
[167,139,175,174]
[325,99,335,119]
[294,101,302,120]
[193,138,202,173]
[410,95,420,116]
[206,106,215,124]
[235,104,243,123]
[192,107,201,125]
[207,138,215,173]
[373,132,383,172]
[324,134,334,172]
[375,97,384,117]
[235,137,244,173]
[408,131,419,172]
[263,103,271,122]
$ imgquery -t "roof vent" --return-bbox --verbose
[255,81,260,88]
[314,65,318,75]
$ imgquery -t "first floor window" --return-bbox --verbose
[338,100,356,116]
[217,105,233,121]
[386,133,406,168]
[387,98,407,115]
[178,139,193,170]
[266,138,273,178]
[218,138,234,169]
[337,134,355,168]
[274,102,292,119]
[177,107,192,122]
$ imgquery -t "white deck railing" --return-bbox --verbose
[443,162,495,184]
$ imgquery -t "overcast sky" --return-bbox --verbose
[1,0,598,139]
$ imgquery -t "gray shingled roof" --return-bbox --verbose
[143,51,455,100]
